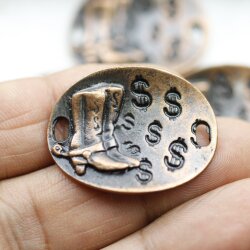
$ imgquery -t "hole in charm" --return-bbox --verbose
[53,117,70,142]
[191,119,211,148]
[195,124,210,147]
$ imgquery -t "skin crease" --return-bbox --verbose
[0,65,250,250]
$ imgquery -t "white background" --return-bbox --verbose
[0,0,249,82]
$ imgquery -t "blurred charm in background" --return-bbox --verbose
[185,66,250,121]
[71,0,208,73]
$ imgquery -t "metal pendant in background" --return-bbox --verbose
[185,66,250,121]
[47,67,217,193]
[71,0,208,73]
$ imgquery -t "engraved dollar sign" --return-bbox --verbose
[136,158,153,185]
[164,137,188,171]
[123,141,141,156]
[112,92,120,112]
[121,113,135,130]
[145,120,163,146]
[92,101,100,130]
[164,87,182,120]
[131,77,152,110]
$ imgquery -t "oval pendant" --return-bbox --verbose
[47,67,217,193]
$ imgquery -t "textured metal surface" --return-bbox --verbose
[71,0,207,73]
[47,67,217,193]
[185,66,250,121]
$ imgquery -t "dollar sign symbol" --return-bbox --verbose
[164,87,182,120]
[123,141,141,156]
[164,137,188,171]
[136,158,153,185]
[145,120,163,146]
[112,92,120,112]
[91,101,100,130]
[121,113,135,131]
[131,77,152,111]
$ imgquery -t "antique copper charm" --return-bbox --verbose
[47,67,217,193]
[185,66,250,121]
[71,0,208,73]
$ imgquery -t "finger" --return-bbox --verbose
[105,178,250,250]
[1,116,250,250]
[0,64,120,179]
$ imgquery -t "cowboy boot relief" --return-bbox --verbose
[52,83,139,174]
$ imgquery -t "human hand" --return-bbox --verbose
[1,65,250,250]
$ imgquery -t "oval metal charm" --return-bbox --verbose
[185,66,250,121]
[48,67,217,193]
[71,0,208,73]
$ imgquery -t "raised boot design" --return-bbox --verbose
[52,83,140,174]
[69,87,105,174]
[89,85,140,168]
